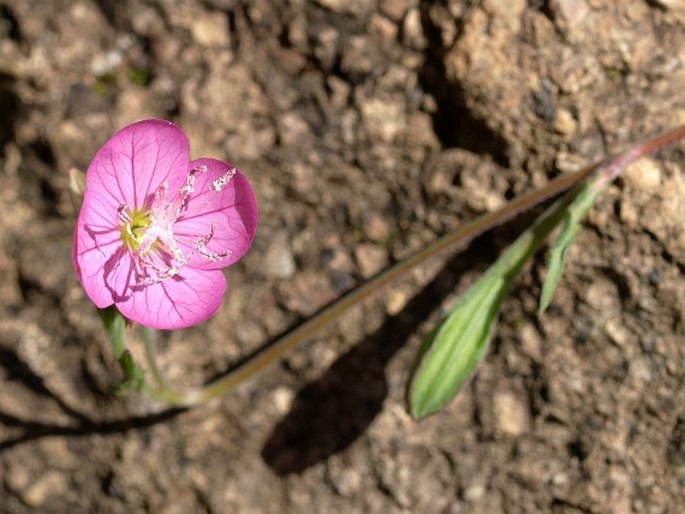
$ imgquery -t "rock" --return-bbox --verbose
[385,286,410,315]
[327,456,364,497]
[552,108,577,136]
[549,0,591,28]
[359,95,406,143]
[277,111,311,148]
[493,391,531,436]
[263,231,297,279]
[278,271,338,316]
[621,158,662,191]
[380,0,413,21]
[271,386,295,414]
[354,244,388,278]
[21,472,68,508]
[314,27,339,70]
[402,8,427,49]
[368,13,398,41]
[363,213,392,242]
[190,10,230,47]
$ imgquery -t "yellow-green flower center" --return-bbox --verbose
[120,209,152,250]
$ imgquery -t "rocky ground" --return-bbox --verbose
[0,0,684,512]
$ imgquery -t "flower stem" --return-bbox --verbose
[141,327,169,389]
[139,327,204,405]
[147,125,685,406]
[99,306,145,395]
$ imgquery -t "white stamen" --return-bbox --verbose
[123,166,233,285]
[211,167,236,192]
[194,219,232,262]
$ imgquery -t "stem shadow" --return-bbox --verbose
[0,345,185,453]
[0,408,184,452]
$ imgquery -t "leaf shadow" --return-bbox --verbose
[261,231,502,475]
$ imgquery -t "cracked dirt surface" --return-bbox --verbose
[0,1,684,512]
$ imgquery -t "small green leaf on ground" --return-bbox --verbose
[408,268,510,418]
[408,195,574,418]
[539,182,601,313]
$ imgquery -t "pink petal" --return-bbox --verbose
[86,119,190,210]
[115,268,228,329]
[73,193,124,308]
[103,248,137,303]
[73,119,258,329]
[174,158,259,270]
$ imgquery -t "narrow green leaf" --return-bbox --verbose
[408,269,510,418]
[99,306,127,358]
[98,307,146,394]
[538,128,685,310]
[408,193,576,419]
[538,182,602,313]
[114,350,146,395]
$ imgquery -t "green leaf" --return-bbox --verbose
[114,350,146,395]
[408,193,576,419]
[408,269,510,418]
[98,307,146,395]
[538,182,602,313]
[538,130,685,312]
[99,306,127,357]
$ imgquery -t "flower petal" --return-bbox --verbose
[86,119,190,210]
[174,157,259,270]
[115,268,228,329]
[73,193,123,308]
[73,119,257,330]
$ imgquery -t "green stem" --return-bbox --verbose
[593,125,685,190]
[141,327,169,389]
[144,125,685,406]
[99,306,145,394]
[143,382,188,405]
[139,327,198,404]
[149,156,598,406]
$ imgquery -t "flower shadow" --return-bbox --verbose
[0,345,184,453]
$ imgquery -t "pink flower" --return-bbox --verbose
[73,119,258,329]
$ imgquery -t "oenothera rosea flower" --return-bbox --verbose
[73,119,258,329]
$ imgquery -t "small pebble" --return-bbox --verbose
[22,472,68,508]
[271,386,295,414]
[190,11,230,47]
[552,108,577,136]
[386,287,410,315]
[621,158,662,191]
[354,244,388,278]
[402,8,427,49]
[263,232,296,279]
[493,391,531,436]
[363,213,392,242]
